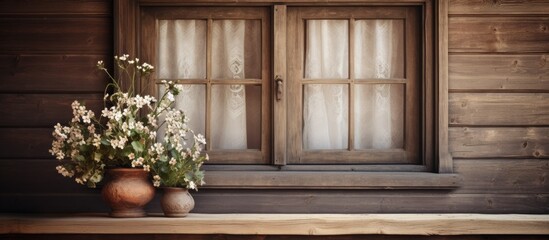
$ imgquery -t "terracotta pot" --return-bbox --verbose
[101,168,155,218]
[160,187,195,217]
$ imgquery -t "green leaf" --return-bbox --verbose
[131,141,144,153]
[101,139,110,146]
[76,155,85,162]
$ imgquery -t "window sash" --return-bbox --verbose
[286,6,423,164]
[140,7,272,164]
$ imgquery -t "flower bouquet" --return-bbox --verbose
[49,54,207,217]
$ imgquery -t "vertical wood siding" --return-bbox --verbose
[0,0,547,214]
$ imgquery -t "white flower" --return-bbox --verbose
[128,153,135,160]
[188,181,196,190]
[143,164,150,172]
[56,166,74,177]
[169,158,176,166]
[153,175,161,187]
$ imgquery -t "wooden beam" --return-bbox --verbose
[1,214,548,235]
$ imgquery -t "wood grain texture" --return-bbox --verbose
[449,17,549,53]
[0,55,109,93]
[0,0,112,15]
[2,159,547,195]
[0,128,53,159]
[449,127,549,159]
[454,159,549,194]
[448,93,549,125]
[2,191,548,214]
[2,234,549,240]
[449,0,549,15]
[449,54,549,91]
[0,17,112,54]
[1,214,548,235]
[0,94,104,127]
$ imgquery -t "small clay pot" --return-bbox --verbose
[101,168,155,218]
[160,187,195,217]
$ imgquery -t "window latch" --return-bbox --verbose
[275,75,283,101]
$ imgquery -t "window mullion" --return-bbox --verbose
[205,18,212,151]
[349,17,355,151]
[273,5,287,165]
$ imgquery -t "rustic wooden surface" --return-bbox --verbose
[449,0,549,15]
[2,234,549,240]
[449,17,549,53]
[448,93,549,125]
[1,214,548,235]
[449,127,549,159]
[449,54,549,91]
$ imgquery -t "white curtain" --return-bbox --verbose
[354,20,404,149]
[303,19,403,150]
[157,20,260,150]
[303,20,349,150]
[157,20,207,142]
[210,20,248,149]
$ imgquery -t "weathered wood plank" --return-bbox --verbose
[0,17,112,54]
[454,159,549,194]
[449,54,549,90]
[449,17,549,53]
[0,0,112,15]
[2,159,547,195]
[0,55,109,93]
[449,127,549,159]
[448,93,549,125]
[0,94,104,127]
[1,235,549,240]
[1,213,548,235]
[0,128,53,159]
[449,0,549,15]
[2,192,547,214]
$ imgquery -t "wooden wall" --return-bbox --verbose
[0,0,112,212]
[0,0,548,214]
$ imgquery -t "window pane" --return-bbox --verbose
[354,84,404,149]
[305,20,349,79]
[303,84,348,150]
[157,20,207,79]
[212,20,262,79]
[157,84,206,144]
[354,20,404,79]
[211,85,261,150]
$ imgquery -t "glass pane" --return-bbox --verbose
[212,20,262,79]
[211,85,261,149]
[157,84,206,145]
[157,20,207,79]
[303,84,348,150]
[354,84,404,149]
[354,20,404,79]
[304,20,349,79]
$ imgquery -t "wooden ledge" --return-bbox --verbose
[1,214,548,235]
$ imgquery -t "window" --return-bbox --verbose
[117,0,458,189]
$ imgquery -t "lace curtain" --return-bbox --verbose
[157,19,403,151]
[304,19,404,150]
[157,20,260,149]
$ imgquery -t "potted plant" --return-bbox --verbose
[49,54,206,217]
[148,113,208,217]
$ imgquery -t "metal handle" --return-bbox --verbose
[275,75,283,101]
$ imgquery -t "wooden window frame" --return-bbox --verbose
[285,6,421,165]
[139,7,272,165]
[114,0,459,189]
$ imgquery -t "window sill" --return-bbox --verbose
[2,214,548,235]
[203,171,461,189]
